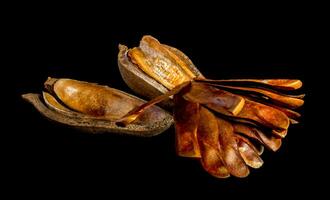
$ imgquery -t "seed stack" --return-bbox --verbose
[118,35,304,178]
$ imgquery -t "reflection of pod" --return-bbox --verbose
[22,78,173,136]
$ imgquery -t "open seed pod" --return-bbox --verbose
[117,35,304,178]
[118,36,204,106]
[22,78,173,136]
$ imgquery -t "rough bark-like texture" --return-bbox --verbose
[22,93,173,137]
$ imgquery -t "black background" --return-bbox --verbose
[6,4,320,198]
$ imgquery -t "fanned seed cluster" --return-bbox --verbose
[118,36,304,178]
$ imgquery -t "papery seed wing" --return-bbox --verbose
[128,47,180,89]
[272,129,288,138]
[238,94,301,125]
[235,134,264,168]
[202,84,304,109]
[233,123,264,144]
[250,98,301,120]
[174,94,201,158]
[196,79,302,90]
[233,125,264,155]
[134,36,192,89]
[163,44,204,79]
[217,117,250,178]
[184,82,245,115]
[238,99,290,131]
[233,123,282,152]
[197,107,230,178]
[255,129,282,152]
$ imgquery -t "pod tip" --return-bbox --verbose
[44,77,58,94]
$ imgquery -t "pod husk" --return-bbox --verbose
[118,43,203,107]
[22,85,173,136]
